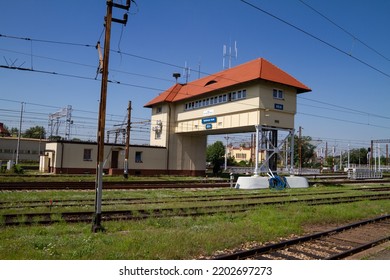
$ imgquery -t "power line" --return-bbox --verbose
[298,96,390,120]
[297,0,390,62]
[240,0,390,79]
[1,33,275,88]
[0,64,165,92]
[0,34,96,48]
[0,47,174,83]
[297,112,390,130]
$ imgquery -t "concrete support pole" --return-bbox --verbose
[290,129,295,174]
[254,125,260,176]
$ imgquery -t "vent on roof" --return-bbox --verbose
[204,80,217,86]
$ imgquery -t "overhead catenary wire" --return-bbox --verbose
[240,0,390,79]
[0,64,165,92]
[297,0,390,62]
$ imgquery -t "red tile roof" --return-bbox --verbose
[144,58,311,107]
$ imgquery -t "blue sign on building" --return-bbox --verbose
[274,103,284,110]
[202,116,217,124]
[205,124,212,129]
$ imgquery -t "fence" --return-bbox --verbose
[347,169,383,180]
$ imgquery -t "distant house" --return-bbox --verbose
[227,146,266,164]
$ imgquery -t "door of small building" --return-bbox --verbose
[111,150,119,169]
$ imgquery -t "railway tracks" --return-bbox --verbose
[213,214,390,260]
[0,190,346,210]
[1,177,390,190]
[2,192,390,226]
[0,180,230,190]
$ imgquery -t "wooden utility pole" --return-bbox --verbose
[93,0,131,233]
[124,101,131,179]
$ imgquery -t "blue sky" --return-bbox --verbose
[1,0,389,153]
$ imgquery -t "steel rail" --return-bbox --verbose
[325,236,390,260]
[213,215,390,260]
[0,191,348,210]
[0,181,230,190]
[0,177,390,190]
[2,194,390,226]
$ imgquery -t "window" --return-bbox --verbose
[156,106,162,114]
[135,151,143,163]
[183,88,247,111]
[236,153,247,159]
[83,149,92,161]
[273,89,283,99]
[155,130,162,139]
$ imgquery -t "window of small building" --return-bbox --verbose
[156,106,162,114]
[236,153,247,159]
[135,151,143,163]
[154,130,162,139]
[273,89,284,99]
[222,94,227,102]
[83,149,92,161]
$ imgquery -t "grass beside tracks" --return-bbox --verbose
[0,182,389,259]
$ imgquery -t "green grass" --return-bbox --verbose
[1,183,389,259]
[0,198,389,259]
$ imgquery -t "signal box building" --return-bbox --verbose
[145,58,311,175]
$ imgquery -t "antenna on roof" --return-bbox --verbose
[183,61,191,84]
[198,57,201,79]
[223,40,238,69]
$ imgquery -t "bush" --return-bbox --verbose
[11,164,24,174]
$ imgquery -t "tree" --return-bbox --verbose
[23,126,46,139]
[206,141,225,174]
[48,135,62,141]
[0,124,19,137]
[9,127,19,137]
[347,148,368,165]
[293,135,316,168]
